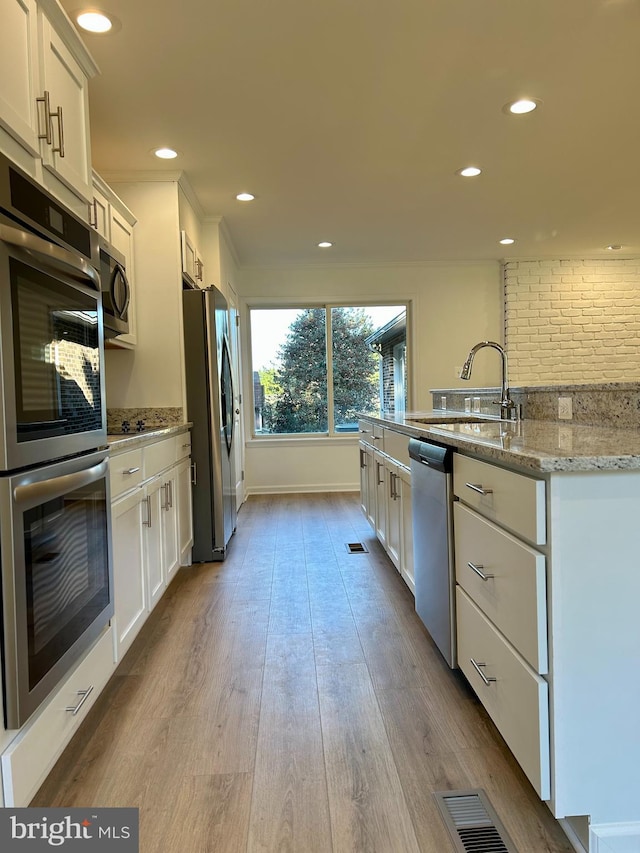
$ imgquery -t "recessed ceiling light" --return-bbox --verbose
[456,166,482,177]
[607,244,622,250]
[505,98,539,115]
[76,11,113,33]
[318,241,333,248]
[153,147,178,159]
[236,193,255,201]
[499,238,515,245]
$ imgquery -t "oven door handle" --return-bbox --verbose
[0,223,100,291]
[13,459,108,511]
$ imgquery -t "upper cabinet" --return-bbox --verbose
[0,0,98,213]
[180,229,204,288]
[178,182,206,287]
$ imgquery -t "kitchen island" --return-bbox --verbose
[359,411,640,852]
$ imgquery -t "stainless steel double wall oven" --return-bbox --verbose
[0,153,113,729]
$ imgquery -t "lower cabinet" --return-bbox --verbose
[1,627,115,807]
[359,422,414,594]
[111,488,147,657]
[110,432,193,663]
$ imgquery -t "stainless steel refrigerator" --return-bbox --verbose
[183,286,237,561]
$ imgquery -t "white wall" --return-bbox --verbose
[238,261,502,493]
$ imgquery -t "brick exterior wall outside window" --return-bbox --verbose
[505,258,640,385]
[380,332,406,412]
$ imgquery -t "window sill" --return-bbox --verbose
[246,434,360,448]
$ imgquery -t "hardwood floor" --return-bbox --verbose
[33,493,574,852]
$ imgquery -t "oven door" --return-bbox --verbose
[0,222,105,470]
[1,449,113,729]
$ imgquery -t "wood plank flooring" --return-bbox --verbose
[32,492,574,852]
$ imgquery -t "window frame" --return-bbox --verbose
[247,300,410,440]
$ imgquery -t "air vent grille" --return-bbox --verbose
[433,790,518,853]
[345,542,368,553]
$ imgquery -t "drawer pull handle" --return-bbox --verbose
[467,561,494,581]
[66,686,94,715]
[182,443,191,448]
[123,467,140,475]
[470,658,496,686]
[372,435,382,441]
[465,482,493,496]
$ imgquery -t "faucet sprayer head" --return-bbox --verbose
[459,359,473,380]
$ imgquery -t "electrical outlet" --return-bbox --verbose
[440,395,447,410]
[472,397,481,413]
[558,396,573,420]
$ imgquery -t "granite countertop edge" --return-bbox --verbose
[358,411,640,473]
[107,423,193,454]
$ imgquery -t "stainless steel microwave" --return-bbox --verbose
[99,236,130,338]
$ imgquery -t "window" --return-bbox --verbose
[250,304,407,436]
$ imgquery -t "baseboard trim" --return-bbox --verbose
[245,484,359,495]
[589,822,640,852]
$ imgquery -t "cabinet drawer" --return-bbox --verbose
[144,437,176,479]
[109,447,143,499]
[357,419,373,440]
[456,587,550,800]
[1,627,114,806]
[453,454,546,545]
[383,428,411,467]
[454,502,547,673]
[175,432,192,460]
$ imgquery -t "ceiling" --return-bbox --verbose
[61,0,640,267]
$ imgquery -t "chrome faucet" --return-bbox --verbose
[459,341,520,421]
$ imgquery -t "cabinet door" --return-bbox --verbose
[0,0,39,159]
[359,441,369,517]
[180,230,197,285]
[90,183,110,238]
[398,465,414,593]
[374,450,388,549]
[145,477,165,611]
[161,469,180,584]
[111,489,146,662]
[38,13,92,201]
[176,457,193,564]
[386,458,401,570]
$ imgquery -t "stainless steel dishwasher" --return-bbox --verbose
[409,438,457,668]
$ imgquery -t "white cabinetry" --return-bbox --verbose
[110,431,193,663]
[0,0,98,212]
[453,453,549,800]
[358,418,414,593]
[181,229,204,287]
[1,627,114,807]
[38,11,92,202]
[0,0,39,163]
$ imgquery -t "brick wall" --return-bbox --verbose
[504,259,640,385]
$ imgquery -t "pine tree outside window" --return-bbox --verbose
[250,304,407,436]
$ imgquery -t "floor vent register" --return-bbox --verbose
[345,542,368,553]
[433,789,519,853]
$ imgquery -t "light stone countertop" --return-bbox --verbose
[360,411,640,473]
[107,423,192,455]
